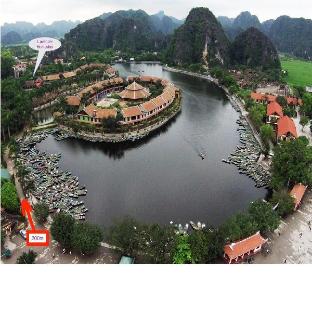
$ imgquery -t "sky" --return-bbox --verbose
[1,0,311,25]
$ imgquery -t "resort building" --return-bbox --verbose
[12,63,27,78]
[54,58,64,64]
[74,75,180,126]
[290,183,307,210]
[68,77,124,109]
[78,77,124,102]
[77,104,117,124]
[286,96,303,106]
[223,232,268,264]
[119,81,150,101]
[251,92,302,106]
[266,101,283,124]
[120,81,180,124]
[66,95,81,107]
[277,116,298,141]
[106,66,118,78]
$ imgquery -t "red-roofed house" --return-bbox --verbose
[286,97,303,106]
[267,101,283,124]
[290,183,307,210]
[265,94,277,103]
[223,232,268,264]
[251,92,265,103]
[277,116,298,141]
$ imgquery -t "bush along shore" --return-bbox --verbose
[163,65,270,188]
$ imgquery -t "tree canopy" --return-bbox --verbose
[271,137,312,189]
[71,222,103,255]
[33,203,49,225]
[1,181,20,214]
[51,213,75,249]
[173,235,194,264]
[16,250,37,264]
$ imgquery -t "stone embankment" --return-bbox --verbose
[59,103,181,143]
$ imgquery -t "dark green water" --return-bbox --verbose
[36,63,266,227]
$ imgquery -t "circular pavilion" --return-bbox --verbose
[119,81,150,101]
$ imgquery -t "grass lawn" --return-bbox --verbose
[281,58,312,87]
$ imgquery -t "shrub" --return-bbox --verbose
[16,250,37,264]
[1,181,20,214]
[33,203,49,224]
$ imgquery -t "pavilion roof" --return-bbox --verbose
[66,95,81,106]
[277,116,298,138]
[290,183,307,209]
[267,101,283,117]
[122,106,143,118]
[119,81,150,100]
[224,232,267,260]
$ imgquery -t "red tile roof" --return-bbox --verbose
[267,101,283,117]
[277,116,298,138]
[251,92,264,101]
[142,101,157,112]
[286,97,302,106]
[224,232,267,260]
[265,94,277,103]
[82,104,117,119]
[66,96,81,106]
[290,183,307,209]
[119,81,150,100]
[122,106,143,118]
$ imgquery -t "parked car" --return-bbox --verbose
[19,229,27,240]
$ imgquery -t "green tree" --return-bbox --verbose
[141,224,177,264]
[16,250,37,264]
[248,200,280,234]
[300,115,309,130]
[1,181,20,214]
[173,235,194,264]
[1,50,15,79]
[249,104,266,129]
[260,124,274,152]
[33,203,49,225]
[51,213,75,249]
[189,229,223,263]
[271,137,312,189]
[271,190,295,217]
[301,93,312,119]
[276,96,287,106]
[102,116,118,130]
[72,222,103,255]
[106,217,141,257]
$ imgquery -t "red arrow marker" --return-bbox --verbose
[20,198,50,247]
[21,198,36,231]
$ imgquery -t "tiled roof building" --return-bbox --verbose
[224,232,267,264]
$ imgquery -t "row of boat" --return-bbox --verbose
[15,130,89,221]
[222,116,271,188]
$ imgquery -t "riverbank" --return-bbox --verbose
[163,65,270,187]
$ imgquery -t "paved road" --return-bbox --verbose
[255,190,312,264]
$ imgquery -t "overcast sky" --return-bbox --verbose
[1,0,311,25]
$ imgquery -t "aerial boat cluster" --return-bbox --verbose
[222,116,271,188]
[15,130,88,221]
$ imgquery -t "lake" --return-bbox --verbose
[36,63,266,228]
